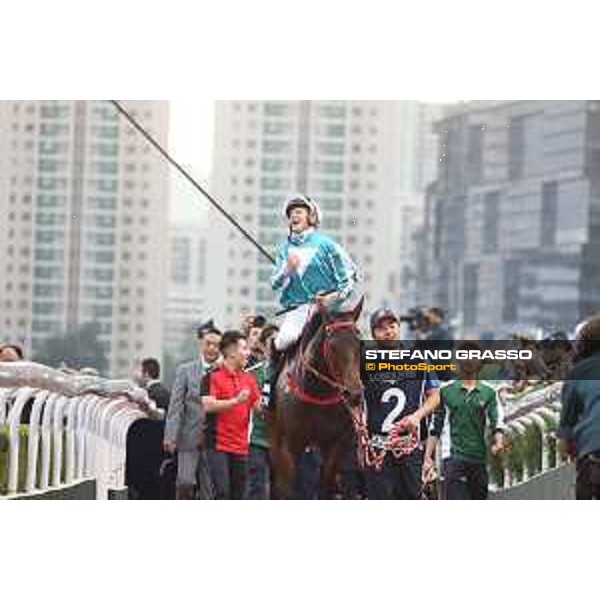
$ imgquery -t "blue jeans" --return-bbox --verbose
[246,446,270,500]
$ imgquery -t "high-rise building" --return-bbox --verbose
[391,102,445,309]
[0,100,169,376]
[164,223,207,358]
[423,100,600,336]
[206,100,440,328]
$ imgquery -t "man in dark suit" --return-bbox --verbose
[127,357,171,499]
[137,358,171,411]
[164,321,222,500]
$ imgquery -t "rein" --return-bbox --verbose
[287,316,363,406]
[285,308,420,470]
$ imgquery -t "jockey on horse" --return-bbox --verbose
[268,194,361,405]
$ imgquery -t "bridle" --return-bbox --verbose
[285,310,420,471]
[287,316,364,406]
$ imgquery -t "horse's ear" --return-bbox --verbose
[352,296,364,322]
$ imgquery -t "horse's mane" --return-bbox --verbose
[299,309,324,349]
[299,304,361,348]
[285,302,363,401]
[289,299,363,365]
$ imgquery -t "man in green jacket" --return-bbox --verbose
[245,325,279,499]
[423,342,505,500]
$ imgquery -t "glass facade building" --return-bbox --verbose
[421,100,600,336]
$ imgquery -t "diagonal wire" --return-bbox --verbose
[108,100,275,264]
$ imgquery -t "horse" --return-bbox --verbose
[268,297,365,499]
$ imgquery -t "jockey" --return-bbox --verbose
[271,194,359,352]
[268,194,360,402]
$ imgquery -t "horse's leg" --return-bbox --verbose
[270,439,296,500]
[268,416,294,499]
[269,390,304,500]
[312,406,355,500]
[319,445,340,499]
[319,434,353,499]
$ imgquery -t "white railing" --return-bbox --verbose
[0,362,161,499]
[491,382,567,493]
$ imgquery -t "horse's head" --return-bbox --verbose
[307,296,364,406]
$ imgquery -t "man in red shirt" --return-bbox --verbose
[204,330,261,499]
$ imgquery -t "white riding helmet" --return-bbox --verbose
[282,194,322,227]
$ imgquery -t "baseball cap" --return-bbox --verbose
[370,308,399,331]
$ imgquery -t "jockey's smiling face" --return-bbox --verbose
[288,206,311,234]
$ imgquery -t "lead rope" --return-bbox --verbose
[291,309,419,470]
[344,402,420,472]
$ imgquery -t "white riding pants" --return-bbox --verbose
[274,304,313,351]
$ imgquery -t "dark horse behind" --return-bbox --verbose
[269,297,365,499]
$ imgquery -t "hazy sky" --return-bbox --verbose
[169,100,215,175]
[167,99,459,175]
[166,99,461,225]
[168,100,215,224]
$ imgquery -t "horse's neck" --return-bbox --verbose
[303,312,323,343]
[288,319,325,377]
[304,329,324,363]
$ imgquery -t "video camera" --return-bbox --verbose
[399,307,430,333]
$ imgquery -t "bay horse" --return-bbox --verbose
[269,297,365,499]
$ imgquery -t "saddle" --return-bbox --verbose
[270,297,364,408]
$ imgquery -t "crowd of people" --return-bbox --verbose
[120,306,598,501]
[3,193,600,500]
[139,194,600,501]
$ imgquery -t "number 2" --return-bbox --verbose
[381,388,407,433]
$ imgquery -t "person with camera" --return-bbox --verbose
[412,307,455,381]
[401,307,453,343]
[422,307,453,342]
